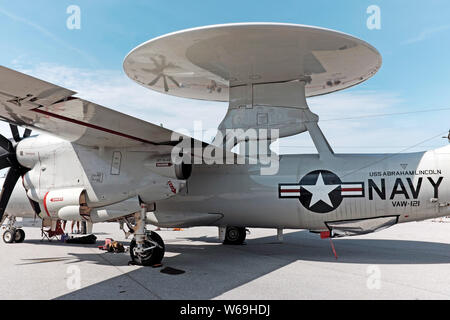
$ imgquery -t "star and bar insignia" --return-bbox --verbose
[279,170,365,213]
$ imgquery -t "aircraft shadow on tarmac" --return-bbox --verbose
[51,230,450,300]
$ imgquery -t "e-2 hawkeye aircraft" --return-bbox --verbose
[0,23,449,266]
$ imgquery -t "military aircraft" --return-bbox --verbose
[1,23,449,266]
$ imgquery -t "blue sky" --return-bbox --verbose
[1,0,450,153]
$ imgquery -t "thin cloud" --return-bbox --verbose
[402,25,450,45]
[0,7,96,66]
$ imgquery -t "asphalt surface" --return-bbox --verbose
[1,218,450,299]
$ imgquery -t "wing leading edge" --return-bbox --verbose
[0,66,181,148]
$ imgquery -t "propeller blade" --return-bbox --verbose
[0,134,13,153]
[0,152,12,169]
[23,128,32,138]
[150,57,161,69]
[167,76,181,88]
[27,197,41,215]
[9,124,20,142]
[163,75,169,92]
[148,74,162,87]
[0,167,22,222]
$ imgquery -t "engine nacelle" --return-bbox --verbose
[16,135,65,169]
[42,188,91,221]
[144,156,192,180]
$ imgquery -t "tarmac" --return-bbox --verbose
[1,218,450,300]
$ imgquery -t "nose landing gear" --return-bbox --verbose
[129,204,165,266]
[130,231,165,266]
[1,216,25,243]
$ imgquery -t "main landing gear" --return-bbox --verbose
[129,204,165,266]
[222,226,247,245]
[2,216,25,244]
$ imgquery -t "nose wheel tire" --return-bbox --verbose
[2,228,26,243]
[3,230,15,243]
[223,226,247,245]
[14,229,25,243]
[130,231,165,266]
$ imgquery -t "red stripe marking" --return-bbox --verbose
[330,238,338,260]
[43,191,50,217]
[32,108,157,145]
[156,162,172,167]
[341,188,363,192]
[168,181,176,194]
[281,189,301,193]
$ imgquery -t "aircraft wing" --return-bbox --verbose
[0,66,192,148]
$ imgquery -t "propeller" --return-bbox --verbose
[144,56,182,92]
[148,74,180,92]
[0,124,33,222]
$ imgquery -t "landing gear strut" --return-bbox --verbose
[1,216,25,244]
[129,204,165,266]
